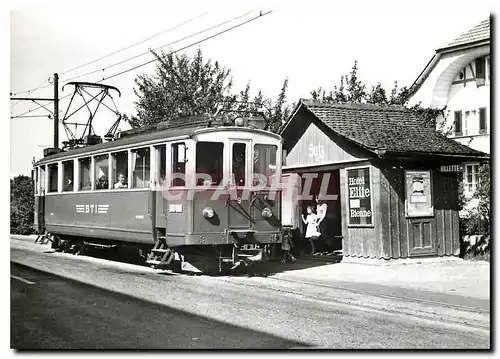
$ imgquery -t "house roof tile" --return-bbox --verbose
[299,100,486,157]
[439,18,490,51]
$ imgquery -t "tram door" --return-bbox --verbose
[227,140,252,228]
[154,144,167,229]
[33,166,45,233]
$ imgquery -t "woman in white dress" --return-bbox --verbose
[302,206,320,255]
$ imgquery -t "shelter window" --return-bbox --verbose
[253,144,277,185]
[131,147,150,188]
[479,108,487,134]
[155,144,166,186]
[171,143,186,187]
[196,142,223,186]
[78,157,91,190]
[94,154,109,190]
[464,164,479,194]
[112,151,128,189]
[453,111,462,136]
[40,166,46,193]
[48,163,58,193]
[62,160,74,192]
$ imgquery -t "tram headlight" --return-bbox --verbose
[261,207,273,219]
[202,207,215,219]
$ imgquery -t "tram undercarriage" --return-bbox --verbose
[42,232,280,275]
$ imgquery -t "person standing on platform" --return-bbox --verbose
[316,195,331,255]
[302,206,320,255]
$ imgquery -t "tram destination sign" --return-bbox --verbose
[346,167,373,226]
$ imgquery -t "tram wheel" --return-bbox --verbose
[74,241,86,256]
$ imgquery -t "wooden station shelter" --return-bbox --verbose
[280,100,488,260]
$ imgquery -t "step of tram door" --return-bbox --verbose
[146,236,174,267]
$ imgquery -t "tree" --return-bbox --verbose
[266,78,292,133]
[128,48,291,134]
[11,175,34,235]
[129,48,235,128]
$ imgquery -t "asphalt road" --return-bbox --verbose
[10,263,307,350]
[10,238,491,349]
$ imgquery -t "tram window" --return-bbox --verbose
[40,166,46,193]
[131,147,150,188]
[232,143,246,186]
[94,154,109,190]
[48,163,58,193]
[111,151,128,189]
[172,143,186,187]
[155,145,166,186]
[253,144,277,185]
[62,160,74,192]
[196,142,223,186]
[78,157,91,190]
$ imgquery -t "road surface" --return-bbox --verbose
[10,238,491,349]
[11,263,306,349]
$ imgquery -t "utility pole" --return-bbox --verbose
[53,73,59,149]
[10,73,60,155]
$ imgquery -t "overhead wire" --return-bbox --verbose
[10,11,208,102]
[41,10,255,87]
[99,10,272,82]
[59,11,209,76]
[11,10,271,120]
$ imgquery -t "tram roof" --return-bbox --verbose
[35,122,280,166]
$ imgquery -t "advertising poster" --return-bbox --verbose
[347,167,372,226]
[405,170,434,217]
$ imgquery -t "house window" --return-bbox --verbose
[475,57,485,86]
[479,108,487,134]
[464,111,470,135]
[464,164,479,194]
[454,111,462,136]
[486,57,490,83]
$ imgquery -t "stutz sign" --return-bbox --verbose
[439,165,463,173]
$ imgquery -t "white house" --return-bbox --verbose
[407,17,490,197]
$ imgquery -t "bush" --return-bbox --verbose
[459,163,490,260]
[10,175,35,235]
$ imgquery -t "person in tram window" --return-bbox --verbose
[96,175,108,190]
[302,205,320,255]
[63,177,73,191]
[114,173,127,189]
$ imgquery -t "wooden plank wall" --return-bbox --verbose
[376,162,461,259]
[340,163,382,258]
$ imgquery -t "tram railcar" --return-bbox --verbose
[33,116,285,274]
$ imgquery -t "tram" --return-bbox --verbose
[33,114,285,274]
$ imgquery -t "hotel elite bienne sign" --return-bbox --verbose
[347,167,372,226]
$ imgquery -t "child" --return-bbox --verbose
[281,229,296,263]
[302,206,321,255]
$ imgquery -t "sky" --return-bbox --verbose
[7,0,496,176]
